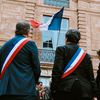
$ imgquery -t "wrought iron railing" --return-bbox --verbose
[39,49,55,63]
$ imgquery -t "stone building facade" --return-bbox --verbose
[0,0,100,86]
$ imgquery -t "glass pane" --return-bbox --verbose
[43,16,50,23]
[57,31,66,46]
[43,39,53,48]
[44,0,69,8]
[61,18,69,30]
[42,16,69,50]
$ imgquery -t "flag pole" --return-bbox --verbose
[56,7,64,47]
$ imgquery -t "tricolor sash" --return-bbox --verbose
[61,47,86,79]
[0,38,30,79]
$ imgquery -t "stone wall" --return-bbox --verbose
[77,0,100,74]
[0,0,36,45]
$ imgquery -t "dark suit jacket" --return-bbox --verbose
[96,63,100,96]
[51,43,97,98]
[0,35,41,96]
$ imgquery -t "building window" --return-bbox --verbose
[44,0,69,8]
[43,39,53,48]
[42,16,69,50]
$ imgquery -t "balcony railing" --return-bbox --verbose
[39,49,55,63]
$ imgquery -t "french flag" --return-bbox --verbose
[29,7,64,31]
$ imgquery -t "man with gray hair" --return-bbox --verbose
[0,20,41,100]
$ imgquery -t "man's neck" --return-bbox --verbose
[23,34,28,38]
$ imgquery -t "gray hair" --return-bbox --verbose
[15,20,30,35]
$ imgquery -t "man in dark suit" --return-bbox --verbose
[51,29,97,100]
[96,50,100,100]
[0,20,41,100]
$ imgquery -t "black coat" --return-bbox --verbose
[96,63,100,97]
[51,43,97,98]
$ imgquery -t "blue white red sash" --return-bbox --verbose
[61,47,86,79]
[0,38,30,79]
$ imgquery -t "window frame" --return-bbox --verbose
[41,15,69,50]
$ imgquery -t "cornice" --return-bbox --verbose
[78,9,100,14]
[89,0,100,2]
[6,0,35,3]
[78,0,100,3]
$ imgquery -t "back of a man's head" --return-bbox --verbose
[97,50,100,57]
[65,29,81,43]
[15,20,30,35]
